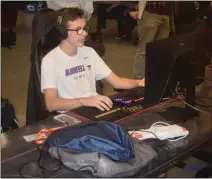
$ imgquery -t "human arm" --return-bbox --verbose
[91,48,145,89]
[41,53,113,112]
[105,72,145,89]
[43,88,113,112]
[129,1,146,20]
[129,11,139,20]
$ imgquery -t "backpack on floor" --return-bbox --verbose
[1,28,16,49]
[1,98,19,133]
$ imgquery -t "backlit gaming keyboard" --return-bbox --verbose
[112,87,145,105]
[70,87,146,122]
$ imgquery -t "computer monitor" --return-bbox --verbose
[144,31,211,105]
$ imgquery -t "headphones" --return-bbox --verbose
[56,8,86,41]
[57,14,68,40]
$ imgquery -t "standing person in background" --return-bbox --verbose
[1,1,24,47]
[96,1,137,40]
[46,0,94,20]
[174,1,198,35]
[130,1,174,79]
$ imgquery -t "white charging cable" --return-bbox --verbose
[140,121,188,141]
[150,121,170,128]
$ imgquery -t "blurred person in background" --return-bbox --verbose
[46,0,94,20]
[129,1,174,79]
[96,1,137,40]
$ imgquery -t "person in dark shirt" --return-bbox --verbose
[96,1,137,40]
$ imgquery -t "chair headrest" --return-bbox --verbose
[40,27,61,56]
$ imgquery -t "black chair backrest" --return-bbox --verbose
[39,27,61,57]
[26,9,59,124]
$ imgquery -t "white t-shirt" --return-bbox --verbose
[41,46,112,99]
[46,0,94,20]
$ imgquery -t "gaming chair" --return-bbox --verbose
[26,9,105,125]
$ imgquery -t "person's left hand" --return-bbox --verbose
[137,78,145,87]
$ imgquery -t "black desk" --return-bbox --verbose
[1,99,212,178]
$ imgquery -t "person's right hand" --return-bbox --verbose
[80,95,113,111]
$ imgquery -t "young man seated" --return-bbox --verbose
[41,7,145,112]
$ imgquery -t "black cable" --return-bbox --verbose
[56,146,63,171]
[65,121,70,127]
[48,144,97,175]
[42,148,46,178]
[52,144,97,174]
[19,147,42,178]
[19,161,35,178]
[37,145,63,171]
[159,55,178,102]
[129,130,136,137]
[170,84,212,115]
[77,165,97,173]
[2,174,34,178]
[159,49,195,103]
[140,130,158,139]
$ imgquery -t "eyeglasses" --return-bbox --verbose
[66,26,89,35]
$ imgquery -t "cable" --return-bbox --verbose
[19,146,64,178]
[129,130,136,137]
[150,122,170,128]
[140,130,158,139]
[159,50,194,103]
[168,135,188,142]
[140,123,168,137]
[19,161,35,178]
[3,174,34,178]
[140,129,188,142]
[19,147,43,178]
[130,125,188,142]
[65,121,70,127]
[77,165,97,173]
[150,122,188,141]
[176,88,211,115]
[142,122,189,141]
[129,129,158,140]
[159,56,177,102]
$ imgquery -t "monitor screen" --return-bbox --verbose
[144,31,211,105]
